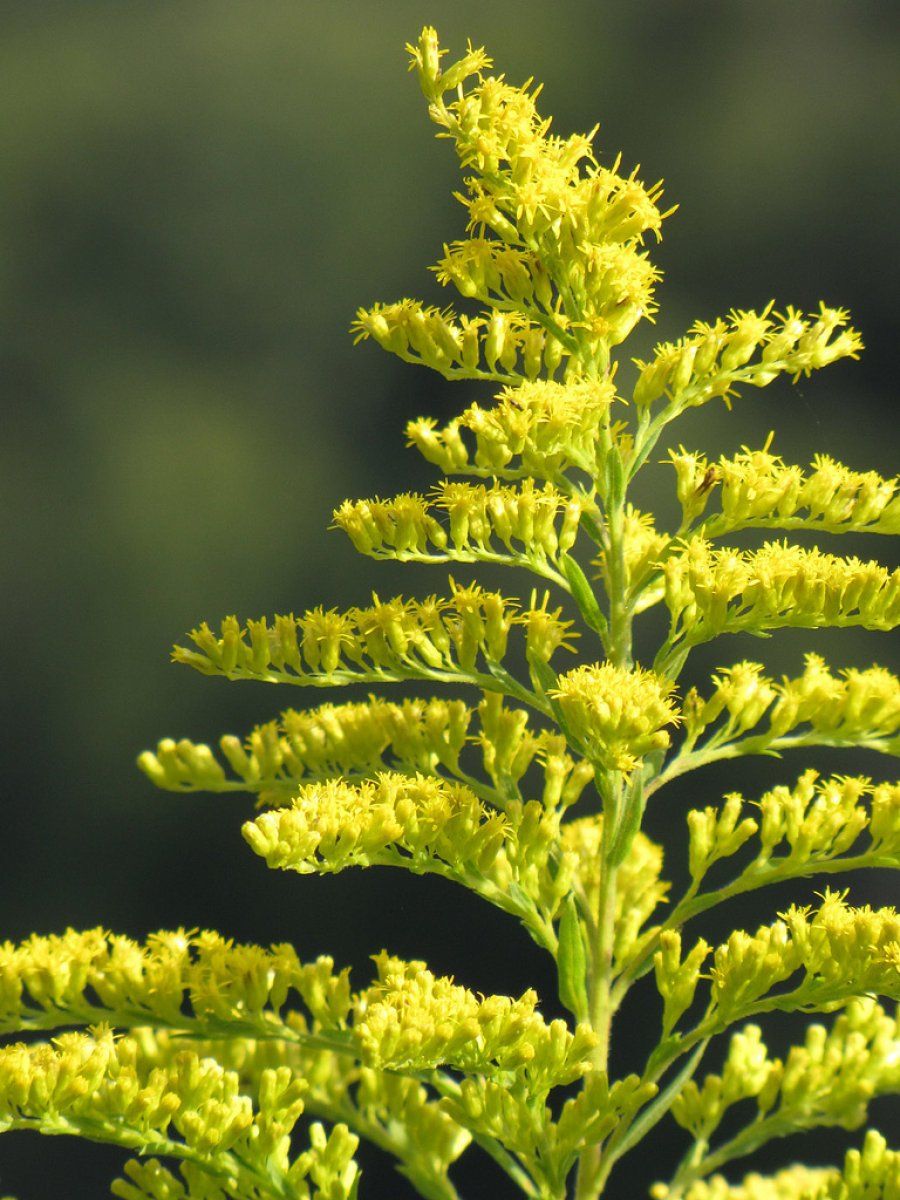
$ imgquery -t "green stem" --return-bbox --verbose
[646,730,899,799]
[593,1042,710,1194]
[363,546,571,591]
[613,848,897,999]
[193,662,553,721]
[667,1112,800,1196]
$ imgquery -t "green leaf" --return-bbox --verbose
[561,553,608,638]
[557,895,589,1020]
[604,446,626,507]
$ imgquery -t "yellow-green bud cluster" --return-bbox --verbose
[673,998,900,1141]
[656,893,900,1034]
[243,771,581,934]
[477,693,595,809]
[354,952,596,1091]
[0,1027,359,1199]
[754,772,898,866]
[551,663,680,772]
[242,771,508,882]
[0,929,607,1105]
[669,443,899,536]
[433,238,556,313]
[633,304,862,413]
[687,771,900,884]
[140,695,472,803]
[333,479,583,566]
[683,655,900,752]
[442,1070,656,1193]
[174,581,576,687]
[664,539,900,647]
[709,891,900,1020]
[407,378,616,480]
[406,27,491,102]
[661,1131,899,1200]
[0,928,352,1035]
[562,816,670,965]
[352,299,566,382]
[654,931,713,1036]
[129,1026,471,1200]
[500,799,576,921]
[140,692,594,818]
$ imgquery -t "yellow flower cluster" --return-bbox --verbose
[655,1166,835,1200]
[662,1130,898,1200]
[433,238,560,318]
[0,1027,359,1200]
[242,771,582,942]
[242,771,508,882]
[443,1069,656,1194]
[653,930,714,1036]
[353,952,596,1090]
[132,1027,470,1200]
[672,998,900,1141]
[404,27,669,358]
[0,928,351,1035]
[407,377,616,481]
[633,304,862,414]
[655,892,900,1034]
[174,580,576,689]
[562,816,670,965]
[682,655,900,752]
[0,929,604,1105]
[333,478,583,570]
[351,298,564,383]
[477,692,595,809]
[551,662,680,772]
[141,692,594,820]
[140,695,474,803]
[669,442,899,536]
[686,771,900,885]
[71,27,899,1198]
[663,539,900,647]
[709,891,900,1020]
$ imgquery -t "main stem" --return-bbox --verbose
[574,479,632,1200]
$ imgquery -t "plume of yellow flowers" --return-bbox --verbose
[8,25,896,1200]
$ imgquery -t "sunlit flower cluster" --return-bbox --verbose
[682,654,900,752]
[686,770,900,885]
[22,24,896,1200]
[664,538,900,647]
[633,304,862,415]
[551,662,680,771]
[407,377,616,481]
[672,998,899,1140]
[174,579,579,689]
[333,478,583,569]
[668,442,899,536]
[354,952,596,1090]
[0,1027,360,1200]
[659,1130,899,1200]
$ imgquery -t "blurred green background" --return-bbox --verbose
[1,1,897,1196]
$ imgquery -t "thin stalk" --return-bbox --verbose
[614,847,899,997]
[573,464,634,1199]
[645,729,898,799]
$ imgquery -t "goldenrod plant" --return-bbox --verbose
[3,27,898,1200]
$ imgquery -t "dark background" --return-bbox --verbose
[1,2,897,1196]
